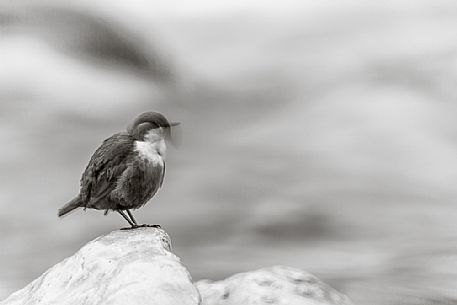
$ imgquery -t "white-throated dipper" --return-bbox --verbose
[58,111,179,229]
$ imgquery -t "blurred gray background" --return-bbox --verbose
[1,1,457,304]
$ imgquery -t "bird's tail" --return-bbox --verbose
[58,196,82,217]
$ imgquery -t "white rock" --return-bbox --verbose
[0,228,353,305]
[195,266,353,305]
[0,228,201,305]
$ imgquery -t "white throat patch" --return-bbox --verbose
[134,140,165,166]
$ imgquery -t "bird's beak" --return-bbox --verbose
[165,122,181,147]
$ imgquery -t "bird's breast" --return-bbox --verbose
[112,141,165,208]
[134,140,165,166]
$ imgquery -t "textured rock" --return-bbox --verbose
[0,228,353,305]
[0,228,200,305]
[195,266,353,305]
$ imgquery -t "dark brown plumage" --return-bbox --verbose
[58,112,179,228]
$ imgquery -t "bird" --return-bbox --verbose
[58,111,179,229]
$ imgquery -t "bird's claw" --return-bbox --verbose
[120,224,161,230]
[139,224,161,228]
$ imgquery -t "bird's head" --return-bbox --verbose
[127,112,180,143]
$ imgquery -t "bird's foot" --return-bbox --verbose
[120,224,161,230]
[138,224,161,228]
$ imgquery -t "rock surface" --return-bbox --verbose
[0,228,353,305]
[0,228,200,305]
[195,266,353,305]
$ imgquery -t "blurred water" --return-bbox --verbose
[2,1,457,304]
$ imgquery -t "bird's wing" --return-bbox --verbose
[80,132,134,206]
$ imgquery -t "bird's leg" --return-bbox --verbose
[119,209,161,230]
[126,209,161,229]
[126,209,138,226]
[117,210,136,228]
